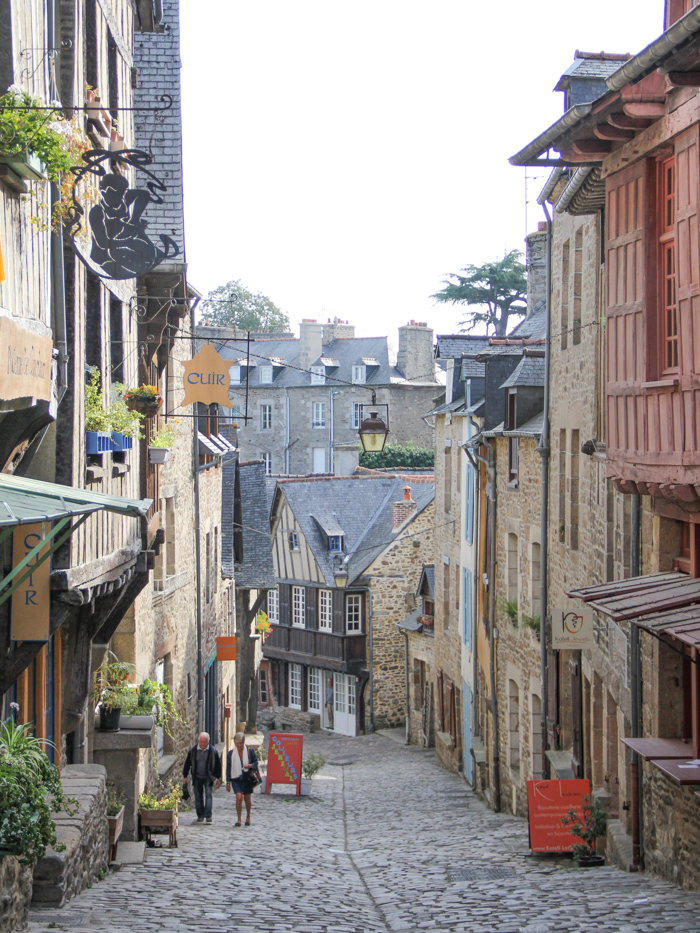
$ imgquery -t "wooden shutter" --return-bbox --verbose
[449,682,457,749]
[606,159,650,464]
[546,648,559,752]
[571,652,584,778]
[279,584,290,626]
[332,588,344,635]
[306,587,317,630]
[436,671,444,732]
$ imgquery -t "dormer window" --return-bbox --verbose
[311,366,325,385]
[259,365,273,384]
[329,534,343,552]
[230,364,241,385]
[352,365,366,384]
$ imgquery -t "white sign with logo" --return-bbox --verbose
[552,607,595,650]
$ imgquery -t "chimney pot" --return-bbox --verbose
[403,485,411,501]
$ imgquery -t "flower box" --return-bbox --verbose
[149,447,172,465]
[110,432,133,452]
[0,150,47,182]
[107,805,125,861]
[139,808,178,848]
[86,430,113,454]
[125,395,162,416]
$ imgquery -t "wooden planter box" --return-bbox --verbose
[0,150,47,181]
[148,447,172,465]
[107,805,125,861]
[139,808,178,848]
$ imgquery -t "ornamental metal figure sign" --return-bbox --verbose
[66,148,179,280]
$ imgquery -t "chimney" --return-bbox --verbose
[396,322,434,383]
[525,228,547,317]
[323,317,356,345]
[299,319,323,370]
[393,486,416,530]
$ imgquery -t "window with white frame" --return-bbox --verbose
[308,668,321,712]
[260,404,272,430]
[289,663,302,709]
[259,365,273,385]
[267,587,279,623]
[351,402,362,429]
[346,594,361,632]
[352,365,366,384]
[262,452,272,475]
[310,366,325,385]
[230,364,241,384]
[329,535,342,552]
[231,405,243,419]
[292,586,306,626]
[319,590,333,631]
[312,401,326,428]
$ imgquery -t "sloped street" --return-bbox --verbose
[25,733,700,933]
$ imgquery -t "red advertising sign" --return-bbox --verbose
[265,732,303,795]
[527,779,590,852]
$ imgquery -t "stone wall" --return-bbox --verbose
[367,499,435,730]
[405,629,435,746]
[258,705,321,734]
[32,764,109,909]
[0,856,32,933]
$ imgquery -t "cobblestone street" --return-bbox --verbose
[27,733,700,933]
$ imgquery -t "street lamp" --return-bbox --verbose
[334,555,349,588]
[358,390,389,454]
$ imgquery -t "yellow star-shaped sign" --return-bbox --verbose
[181,344,234,409]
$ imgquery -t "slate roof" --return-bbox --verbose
[209,333,437,387]
[500,356,546,389]
[418,564,435,600]
[435,335,491,359]
[222,459,276,588]
[460,358,486,379]
[503,411,544,438]
[554,55,628,89]
[273,476,435,587]
[398,607,423,632]
[476,306,548,358]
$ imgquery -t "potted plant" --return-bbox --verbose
[120,679,181,736]
[108,384,144,452]
[85,367,113,453]
[500,598,519,627]
[299,753,327,796]
[561,794,607,867]
[92,651,135,732]
[522,613,540,637]
[106,786,125,861]
[123,384,163,417]
[0,86,74,183]
[138,783,181,848]
[149,422,177,465]
[417,614,434,627]
[255,610,272,639]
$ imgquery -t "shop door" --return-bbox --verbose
[333,673,356,736]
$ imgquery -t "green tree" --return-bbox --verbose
[431,250,527,336]
[360,443,434,470]
[201,279,289,333]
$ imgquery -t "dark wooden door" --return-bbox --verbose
[571,651,584,778]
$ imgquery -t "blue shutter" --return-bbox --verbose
[464,463,474,544]
[462,568,472,650]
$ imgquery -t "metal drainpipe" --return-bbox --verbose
[192,322,204,734]
[401,627,410,745]
[483,437,501,812]
[630,492,643,868]
[50,184,68,405]
[285,389,290,473]
[329,390,334,474]
[538,201,553,780]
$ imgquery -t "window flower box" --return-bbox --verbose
[418,614,434,627]
[86,430,112,454]
[149,447,172,465]
[110,432,133,452]
[0,150,47,182]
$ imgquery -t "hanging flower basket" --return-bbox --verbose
[123,385,163,417]
[149,447,172,465]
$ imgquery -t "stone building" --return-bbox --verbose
[196,319,441,475]
[262,472,434,735]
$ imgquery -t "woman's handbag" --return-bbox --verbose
[248,767,262,788]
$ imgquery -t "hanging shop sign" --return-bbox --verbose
[11,523,50,641]
[215,636,237,661]
[527,778,590,853]
[67,148,179,280]
[0,316,53,404]
[181,344,234,408]
[265,732,303,796]
[552,606,595,650]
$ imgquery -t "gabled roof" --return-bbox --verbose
[272,476,434,587]
[221,459,276,587]
[500,356,545,389]
[417,564,435,600]
[435,334,491,359]
[461,358,486,379]
[313,514,345,537]
[477,307,547,358]
[553,53,630,90]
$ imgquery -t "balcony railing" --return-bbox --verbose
[263,624,365,667]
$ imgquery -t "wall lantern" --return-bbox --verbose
[334,556,349,589]
[357,391,389,454]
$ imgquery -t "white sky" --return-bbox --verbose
[180,1,663,339]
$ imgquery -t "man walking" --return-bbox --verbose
[325,678,334,729]
[183,731,221,823]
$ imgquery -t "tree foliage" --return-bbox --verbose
[431,250,527,337]
[201,279,290,333]
[360,442,434,470]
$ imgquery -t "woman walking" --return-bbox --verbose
[226,732,259,826]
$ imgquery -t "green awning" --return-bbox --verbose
[0,474,152,526]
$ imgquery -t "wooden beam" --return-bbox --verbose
[572,139,612,156]
[667,72,700,87]
[623,101,667,119]
[594,123,636,141]
[558,149,606,164]
[608,112,652,130]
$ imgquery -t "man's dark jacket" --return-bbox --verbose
[182,744,222,784]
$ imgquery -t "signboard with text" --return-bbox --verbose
[0,316,53,405]
[265,732,303,795]
[552,607,595,650]
[181,344,234,408]
[527,778,590,852]
[11,523,50,641]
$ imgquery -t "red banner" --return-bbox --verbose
[265,732,303,795]
[527,778,590,852]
